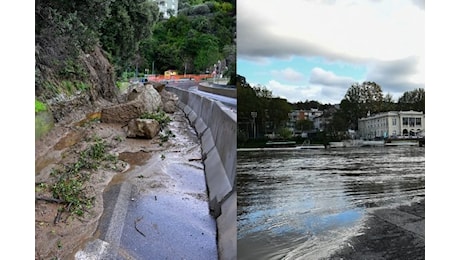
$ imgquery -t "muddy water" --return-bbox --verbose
[237,146,425,260]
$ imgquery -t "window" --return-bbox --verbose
[392,118,397,126]
[403,117,408,126]
[409,117,415,127]
[416,118,421,126]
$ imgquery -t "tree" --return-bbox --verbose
[398,88,425,112]
[295,119,313,132]
[99,0,159,74]
[278,127,293,140]
[236,77,291,139]
[139,2,235,76]
[340,81,384,130]
[237,75,262,138]
[382,93,397,112]
[266,97,292,134]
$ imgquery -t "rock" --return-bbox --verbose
[125,118,161,139]
[160,90,179,113]
[101,84,162,124]
[153,82,165,93]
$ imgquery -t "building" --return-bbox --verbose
[155,0,179,19]
[358,110,425,140]
[313,114,327,132]
[306,108,323,120]
[287,108,326,136]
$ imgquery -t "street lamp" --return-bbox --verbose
[251,112,257,139]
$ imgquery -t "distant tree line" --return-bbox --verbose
[237,74,425,146]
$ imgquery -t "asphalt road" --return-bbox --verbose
[167,80,237,111]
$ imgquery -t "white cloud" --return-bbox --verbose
[263,80,322,103]
[270,68,305,82]
[309,67,356,86]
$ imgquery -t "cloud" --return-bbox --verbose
[237,0,424,63]
[411,0,424,9]
[238,0,424,103]
[317,85,349,104]
[309,67,356,86]
[264,80,322,103]
[365,56,425,96]
[270,68,305,82]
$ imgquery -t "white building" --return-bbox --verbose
[155,0,179,18]
[358,110,425,140]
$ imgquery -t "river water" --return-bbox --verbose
[237,146,425,260]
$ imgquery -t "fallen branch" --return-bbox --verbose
[134,217,146,237]
[35,196,65,204]
[54,203,72,224]
[54,209,63,224]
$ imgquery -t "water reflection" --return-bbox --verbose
[237,146,425,259]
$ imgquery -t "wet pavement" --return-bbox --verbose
[74,110,218,260]
[329,199,425,260]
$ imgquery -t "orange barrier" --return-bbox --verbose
[147,74,212,82]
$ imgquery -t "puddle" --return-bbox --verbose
[53,131,84,150]
[35,155,57,175]
[118,151,152,167]
[75,112,102,127]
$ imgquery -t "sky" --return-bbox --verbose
[237,0,425,104]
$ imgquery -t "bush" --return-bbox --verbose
[140,110,172,130]
[35,99,47,113]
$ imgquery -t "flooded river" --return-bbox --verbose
[237,146,425,259]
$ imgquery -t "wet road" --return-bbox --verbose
[237,146,425,259]
[167,80,237,111]
[75,110,218,259]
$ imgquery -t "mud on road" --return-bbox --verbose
[35,106,204,259]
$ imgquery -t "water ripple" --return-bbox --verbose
[237,146,425,259]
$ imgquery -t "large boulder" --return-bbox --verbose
[160,90,179,113]
[101,83,162,124]
[125,118,161,139]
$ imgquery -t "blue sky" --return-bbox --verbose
[237,0,425,104]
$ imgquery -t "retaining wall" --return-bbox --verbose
[166,86,237,260]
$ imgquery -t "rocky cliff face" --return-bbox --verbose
[35,44,120,124]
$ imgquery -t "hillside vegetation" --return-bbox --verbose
[35,0,235,122]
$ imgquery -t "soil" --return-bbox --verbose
[34,95,192,259]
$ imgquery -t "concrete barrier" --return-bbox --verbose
[198,82,237,98]
[165,86,237,260]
